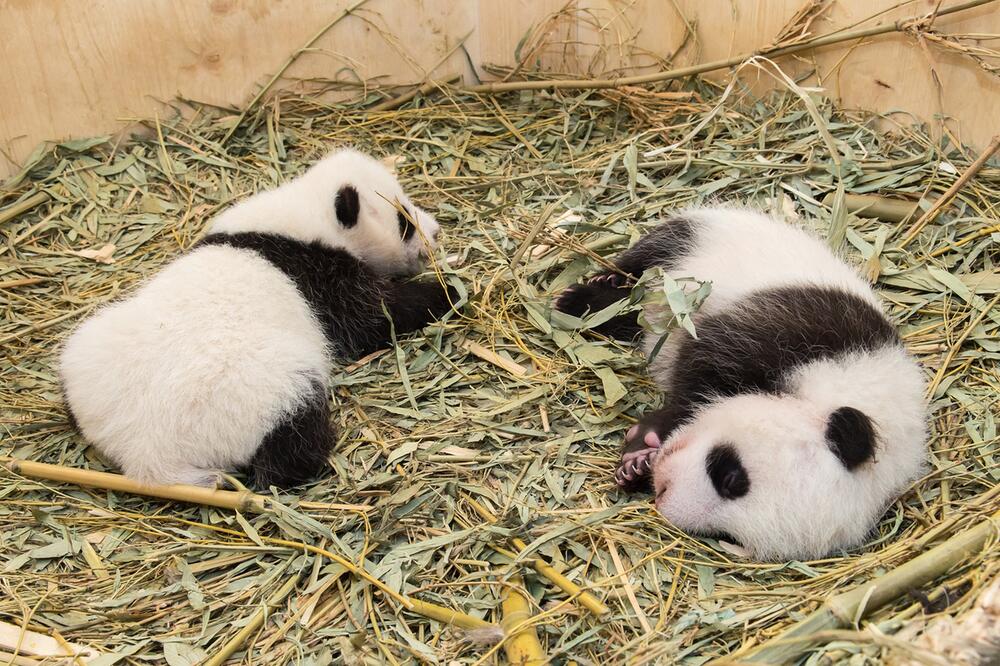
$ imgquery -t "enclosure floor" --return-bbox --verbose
[1,84,998,664]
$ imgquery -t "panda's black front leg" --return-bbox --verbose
[384,278,457,336]
[616,403,687,493]
[344,279,457,358]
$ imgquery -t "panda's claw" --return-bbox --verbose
[615,447,658,488]
[588,272,627,288]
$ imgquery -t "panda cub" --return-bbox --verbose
[555,207,927,560]
[60,149,455,489]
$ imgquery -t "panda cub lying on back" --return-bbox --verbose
[556,207,927,560]
[61,149,456,489]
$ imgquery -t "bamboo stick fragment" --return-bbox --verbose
[0,191,51,226]
[731,508,1000,664]
[463,0,996,94]
[407,598,494,630]
[467,497,610,617]
[460,340,529,378]
[821,193,921,223]
[2,458,270,513]
[500,575,547,665]
[203,574,301,666]
[899,135,1000,247]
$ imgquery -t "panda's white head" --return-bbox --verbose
[209,148,440,276]
[651,388,924,561]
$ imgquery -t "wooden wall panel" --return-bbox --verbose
[0,0,997,178]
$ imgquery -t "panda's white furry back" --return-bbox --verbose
[556,207,927,561]
[60,149,454,489]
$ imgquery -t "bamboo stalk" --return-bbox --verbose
[4,458,492,631]
[899,135,1000,247]
[731,508,1000,664]
[0,191,51,226]
[821,193,921,223]
[2,458,270,513]
[500,575,547,666]
[466,497,610,617]
[463,0,996,94]
[203,573,301,666]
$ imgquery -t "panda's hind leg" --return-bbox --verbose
[248,380,335,490]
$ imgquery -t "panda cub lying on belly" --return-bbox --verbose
[555,207,927,560]
[60,149,456,489]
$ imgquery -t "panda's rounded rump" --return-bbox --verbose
[59,245,330,484]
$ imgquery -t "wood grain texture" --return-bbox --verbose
[0,0,996,177]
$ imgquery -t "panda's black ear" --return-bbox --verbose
[826,406,876,470]
[335,185,360,228]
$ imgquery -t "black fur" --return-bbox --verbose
[199,232,455,358]
[247,378,334,489]
[335,185,360,228]
[609,216,697,278]
[554,282,641,340]
[826,406,877,470]
[397,209,416,241]
[706,444,750,500]
[555,217,697,341]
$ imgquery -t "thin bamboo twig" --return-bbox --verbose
[899,135,1000,247]
[2,458,270,513]
[203,573,301,666]
[500,575,547,665]
[370,75,463,112]
[463,0,996,94]
[466,497,610,617]
[729,508,1000,664]
[930,221,1000,257]
[219,0,370,145]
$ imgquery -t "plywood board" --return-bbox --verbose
[0,0,997,178]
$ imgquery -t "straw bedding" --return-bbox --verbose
[1,79,998,664]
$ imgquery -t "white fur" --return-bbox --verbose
[641,207,928,560]
[60,149,438,486]
[61,247,328,486]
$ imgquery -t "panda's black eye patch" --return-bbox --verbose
[335,185,360,228]
[397,208,416,241]
[707,444,750,500]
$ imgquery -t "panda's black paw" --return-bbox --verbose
[553,283,602,318]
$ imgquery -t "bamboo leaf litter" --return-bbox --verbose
[2,78,999,663]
